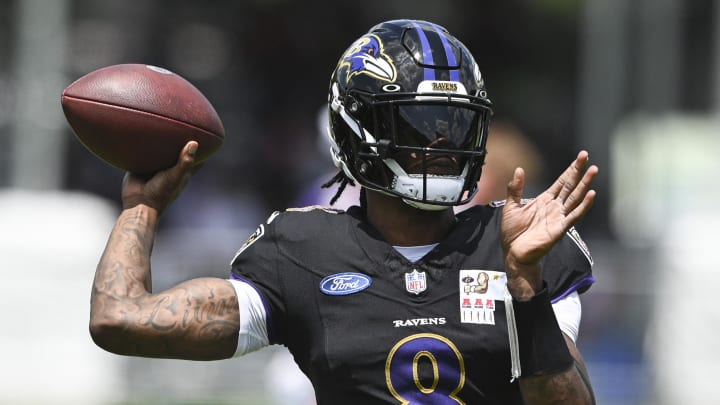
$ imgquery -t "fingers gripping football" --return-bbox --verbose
[121,141,199,213]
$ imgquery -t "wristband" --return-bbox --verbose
[506,283,574,379]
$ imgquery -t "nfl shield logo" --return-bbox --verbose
[405,269,427,295]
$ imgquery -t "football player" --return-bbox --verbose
[90,19,597,404]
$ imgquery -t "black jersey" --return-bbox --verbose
[230,204,594,405]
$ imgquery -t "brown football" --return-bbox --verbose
[61,64,225,175]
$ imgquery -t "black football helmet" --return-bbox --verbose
[327,19,493,210]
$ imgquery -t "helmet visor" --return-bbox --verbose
[378,103,483,150]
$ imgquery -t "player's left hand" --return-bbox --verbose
[501,151,598,299]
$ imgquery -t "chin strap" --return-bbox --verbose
[383,159,468,210]
[402,198,451,211]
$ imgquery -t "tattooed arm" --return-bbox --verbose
[89,141,239,360]
[89,205,239,360]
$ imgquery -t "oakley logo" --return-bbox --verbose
[320,273,372,296]
[382,84,401,92]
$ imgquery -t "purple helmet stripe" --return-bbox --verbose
[431,23,460,82]
[410,21,435,80]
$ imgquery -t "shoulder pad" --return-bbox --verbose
[285,205,345,214]
[231,223,266,264]
[566,226,593,265]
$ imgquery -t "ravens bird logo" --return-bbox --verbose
[340,34,397,82]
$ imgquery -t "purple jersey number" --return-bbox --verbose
[385,333,466,404]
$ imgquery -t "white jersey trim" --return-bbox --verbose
[393,243,439,263]
[228,279,270,356]
[552,291,582,343]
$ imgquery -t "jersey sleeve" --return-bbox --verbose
[229,211,287,345]
[552,291,582,342]
[542,226,595,303]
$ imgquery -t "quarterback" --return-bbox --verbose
[90,19,597,404]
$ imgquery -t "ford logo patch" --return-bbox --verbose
[320,273,372,296]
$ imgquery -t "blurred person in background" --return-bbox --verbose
[264,347,317,405]
[292,106,361,210]
[89,19,598,404]
[455,120,544,210]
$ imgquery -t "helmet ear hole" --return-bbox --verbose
[345,95,361,113]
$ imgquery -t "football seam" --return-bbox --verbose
[61,95,224,141]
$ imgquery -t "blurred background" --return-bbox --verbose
[1,0,719,404]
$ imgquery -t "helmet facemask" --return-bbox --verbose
[328,84,492,210]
